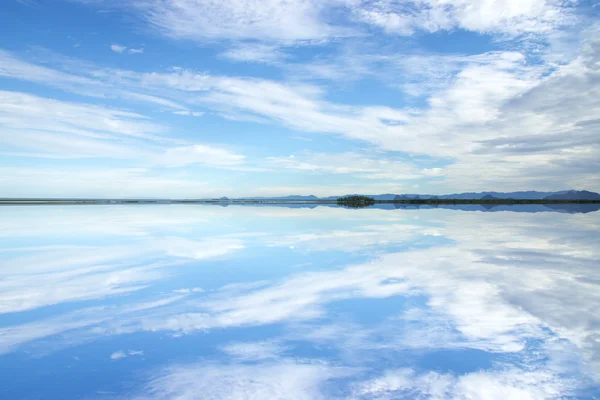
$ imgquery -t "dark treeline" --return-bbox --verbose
[380,199,600,205]
[337,196,376,208]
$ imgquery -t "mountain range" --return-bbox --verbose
[242,190,600,201]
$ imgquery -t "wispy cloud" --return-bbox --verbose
[132,361,355,400]
[110,44,127,53]
[0,90,170,163]
[352,0,577,37]
[110,350,126,359]
[353,368,574,399]
[16,0,39,7]
[154,144,246,168]
[268,152,444,181]
[111,44,144,54]
[78,0,579,43]
[172,110,204,117]
[220,43,288,64]
[172,288,204,294]
[0,90,252,186]
[111,350,144,360]
[0,50,187,110]
[220,341,287,361]
[132,0,354,43]
[0,235,243,315]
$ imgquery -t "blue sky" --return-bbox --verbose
[0,0,599,198]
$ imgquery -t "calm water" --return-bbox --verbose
[1,205,599,399]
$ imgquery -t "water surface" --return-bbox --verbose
[1,205,599,399]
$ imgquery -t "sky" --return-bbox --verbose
[0,0,599,198]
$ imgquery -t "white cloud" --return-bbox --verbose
[0,90,184,166]
[173,288,205,294]
[132,361,354,400]
[220,341,287,361]
[172,110,204,116]
[269,223,425,253]
[221,43,288,64]
[353,0,577,36]
[0,244,166,314]
[0,50,187,110]
[0,90,167,144]
[268,152,444,181]
[111,350,144,360]
[0,90,254,189]
[134,0,352,43]
[110,350,126,359]
[111,44,144,54]
[0,293,190,355]
[79,0,578,43]
[110,44,127,53]
[352,368,574,400]
[192,52,543,158]
[154,144,246,168]
[203,39,599,191]
[160,237,245,259]
[0,49,107,96]
[0,235,243,315]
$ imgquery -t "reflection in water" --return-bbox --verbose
[0,205,599,399]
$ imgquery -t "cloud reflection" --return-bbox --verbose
[1,206,599,398]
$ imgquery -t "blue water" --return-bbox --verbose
[1,204,599,399]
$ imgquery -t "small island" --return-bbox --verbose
[337,195,376,208]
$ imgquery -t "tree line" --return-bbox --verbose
[337,195,376,208]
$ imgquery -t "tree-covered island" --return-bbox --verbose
[337,195,376,208]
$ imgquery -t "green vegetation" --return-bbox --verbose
[337,195,376,208]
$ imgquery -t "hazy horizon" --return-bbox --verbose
[2,189,598,200]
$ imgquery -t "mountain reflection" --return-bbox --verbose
[0,205,599,399]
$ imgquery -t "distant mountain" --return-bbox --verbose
[384,191,598,200]
[437,191,559,199]
[480,194,498,200]
[368,194,398,201]
[232,190,600,201]
[277,195,320,200]
[543,190,600,200]
[324,193,399,200]
[247,195,320,201]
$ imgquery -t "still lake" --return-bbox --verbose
[1,204,599,399]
